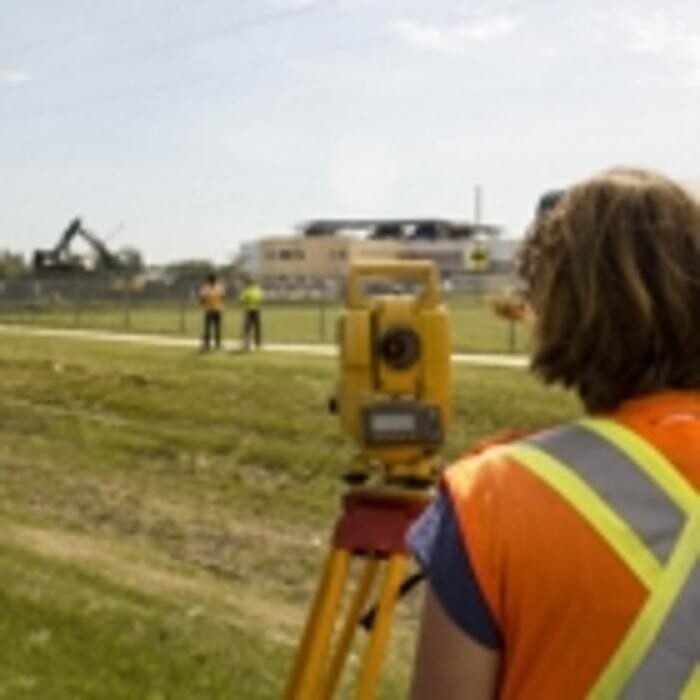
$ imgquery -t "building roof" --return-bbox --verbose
[299,218,501,240]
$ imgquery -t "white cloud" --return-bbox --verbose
[329,144,398,212]
[203,122,303,168]
[624,10,673,53]
[0,68,31,85]
[601,7,700,86]
[272,0,323,11]
[461,15,519,42]
[395,14,519,55]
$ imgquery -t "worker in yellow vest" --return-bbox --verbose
[409,168,700,698]
[198,271,225,351]
[239,276,263,351]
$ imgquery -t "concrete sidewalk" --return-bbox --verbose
[0,324,529,369]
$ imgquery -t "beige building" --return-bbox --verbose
[238,219,510,293]
[257,235,403,289]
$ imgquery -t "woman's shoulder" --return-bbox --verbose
[443,426,550,496]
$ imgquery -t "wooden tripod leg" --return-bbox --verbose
[354,553,409,700]
[319,558,380,698]
[283,548,351,700]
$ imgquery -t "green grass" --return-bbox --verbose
[0,294,529,354]
[0,334,581,698]
[0,544,286,700]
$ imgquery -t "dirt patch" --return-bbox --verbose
[0,522,305,646]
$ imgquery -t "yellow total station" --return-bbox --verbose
[333,260,451,483]
[283,261,452,700]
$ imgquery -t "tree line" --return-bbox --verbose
[0,250,238,282]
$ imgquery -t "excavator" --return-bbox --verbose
[32,217,124,274]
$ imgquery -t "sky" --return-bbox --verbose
[2,0,700,265]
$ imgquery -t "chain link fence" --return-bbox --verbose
[0,274,526,354]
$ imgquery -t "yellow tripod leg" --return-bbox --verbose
[283,547,351,700]
[354,553,409,700]
[319,558,381,698]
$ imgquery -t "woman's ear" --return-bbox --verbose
[488,289,528,322]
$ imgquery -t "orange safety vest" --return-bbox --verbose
[199,282,225,312]
[444,391,700,698]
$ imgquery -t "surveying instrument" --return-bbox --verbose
[283,260,451,699]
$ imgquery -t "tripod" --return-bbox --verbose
[283,473,434,700]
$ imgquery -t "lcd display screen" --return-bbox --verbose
[370,413,417,433]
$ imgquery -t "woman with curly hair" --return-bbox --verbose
[409,168,700,699]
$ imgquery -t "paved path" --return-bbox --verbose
[0,324,529,369]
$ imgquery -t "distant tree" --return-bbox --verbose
[165,258,215,275]
[0,250,27,278]
[164,259,218,288]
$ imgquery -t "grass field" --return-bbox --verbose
[0,293,528,354]
[0,334,580,698]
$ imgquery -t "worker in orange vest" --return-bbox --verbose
[198,271,225,351]
[409,168,700,699]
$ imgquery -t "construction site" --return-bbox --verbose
[2,0,698,697]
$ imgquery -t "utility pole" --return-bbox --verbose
[473,184,483,226]
[472,184,486,299]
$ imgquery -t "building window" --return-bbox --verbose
[330,249,347,261]
[279,249,305,260]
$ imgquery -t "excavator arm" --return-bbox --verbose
[33,217,123,273]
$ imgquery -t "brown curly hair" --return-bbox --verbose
[517,168,700,412]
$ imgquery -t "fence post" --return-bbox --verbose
[123,283,132,331]
[319,290,326,342]
[508,319,517,353]
[73,278,82,327]
[179,295,187,335]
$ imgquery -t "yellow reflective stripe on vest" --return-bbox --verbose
[578,418,700,698]
[581,418,697,513]
[505,418,699,699]
[681,665,700,700]
[526,422,685,566]
[505,443,662,588]
[591,518,699,698]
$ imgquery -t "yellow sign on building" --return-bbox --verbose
[464,241,491,272]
